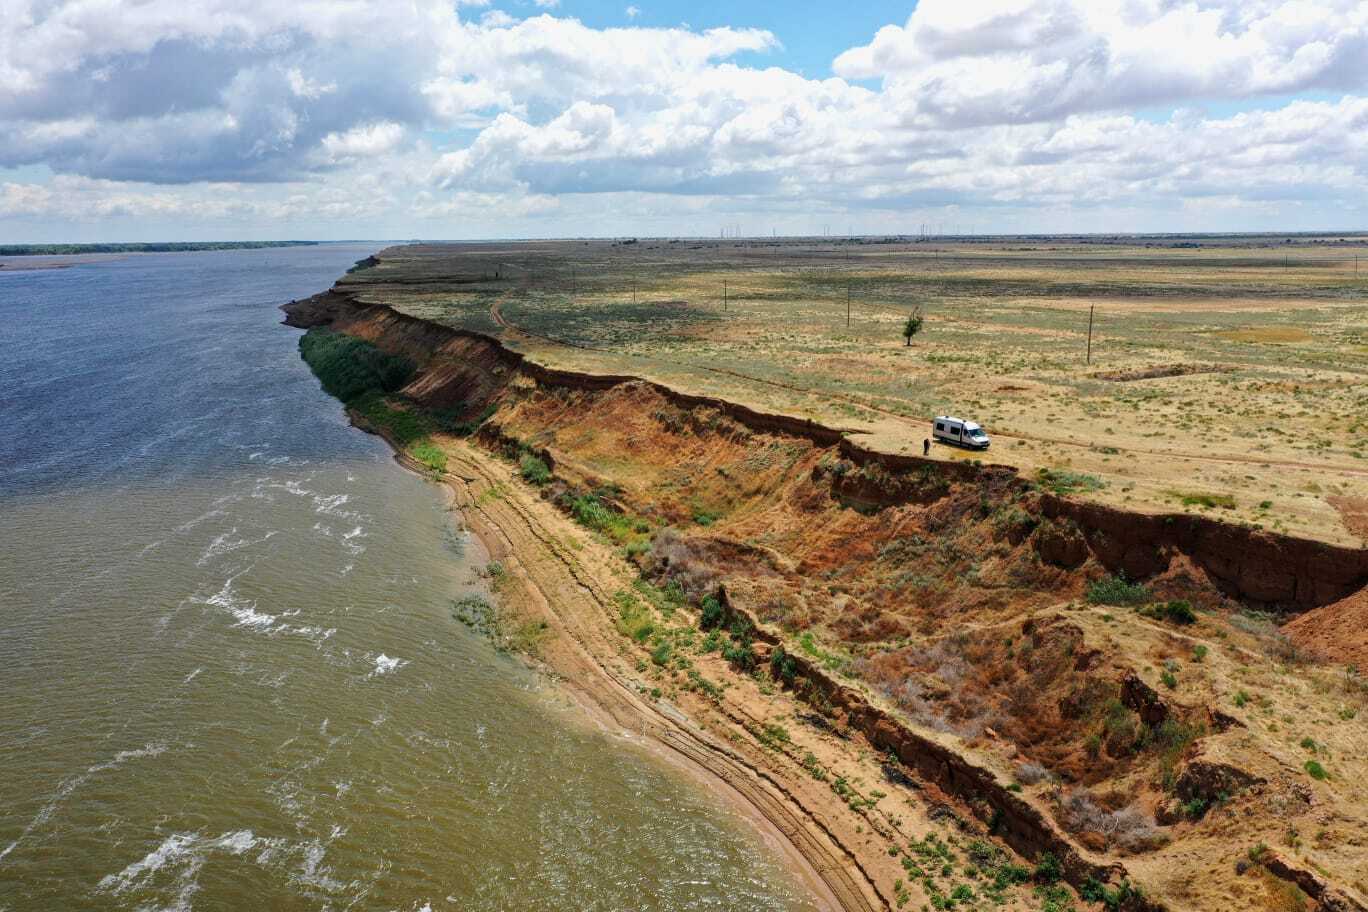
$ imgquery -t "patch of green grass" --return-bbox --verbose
[519,453,551,485]
[1304,759,1329,781]
[562,491,638,542]
[409,440,447,474]
[1173,491,1237,509]
[613,589,655,643]
[1086,574,1150,606]
[1036,467,1106,495]
[452,595,551,657]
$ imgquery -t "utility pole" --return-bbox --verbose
[1086,304,1095,365]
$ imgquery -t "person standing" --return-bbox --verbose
[923,438,931,456]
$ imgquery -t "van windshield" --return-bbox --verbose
[969,429,987,438]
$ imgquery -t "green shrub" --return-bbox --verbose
[770,644,798,684]
[1178,491,1236,509]
[1082,878,1143,911]
[435,403,497,437]
[650,639,672,666]
[1304,760,1329,781]
[1163,600,1196,624]
[1181,797,1209,820]
[1086,573,1150,606]
[519,454,551,485]
[350,392,435,447]
[699,595,725,629]
[722,635,756,672]
[1033,852,1062,884]
[1192,644,1208,662]
[299,327,414,402]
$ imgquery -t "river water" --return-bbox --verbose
[0,245,817,912]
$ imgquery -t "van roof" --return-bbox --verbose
[933,416,983,430]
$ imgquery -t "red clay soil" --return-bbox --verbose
[1284,587,1368,667]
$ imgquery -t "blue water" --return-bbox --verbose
[0,246,818,912]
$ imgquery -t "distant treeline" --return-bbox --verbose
[0,241,319,256]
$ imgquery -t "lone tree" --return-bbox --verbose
[902,306,925,346]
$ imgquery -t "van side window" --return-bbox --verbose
[935,423,944,432]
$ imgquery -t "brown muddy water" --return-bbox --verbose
[0,245,819,912]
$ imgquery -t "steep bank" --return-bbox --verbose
[286,288,1368,912]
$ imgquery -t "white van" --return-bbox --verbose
[932,416,990,450]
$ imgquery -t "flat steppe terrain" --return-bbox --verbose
[338,234,1368,547]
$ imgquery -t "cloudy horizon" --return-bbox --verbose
[3,0,1367,242]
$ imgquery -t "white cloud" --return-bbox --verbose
[2,0,1367,237]
[834,0,1368,127]
[318,122,405,162]
[626,5,640,19]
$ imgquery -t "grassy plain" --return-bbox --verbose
[339,234,1368,545]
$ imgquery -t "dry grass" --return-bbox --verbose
[344,235,1368,545]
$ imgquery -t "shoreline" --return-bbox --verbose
[368,418,873,911]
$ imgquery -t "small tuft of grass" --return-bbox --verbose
[1304,760,1329,781]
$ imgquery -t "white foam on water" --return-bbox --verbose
[89,741,168,774]
[314,493,350,515]
[196,528,280,567]
[214,830,257,855]
[97,829,262,907]
[292,841,344,892]
[201,575,330,642]
[369,654,407,678]
[183,668,203,685]
[97,832,199,895]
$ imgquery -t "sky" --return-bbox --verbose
[2,0,1367,242]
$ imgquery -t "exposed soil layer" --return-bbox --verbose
[1284,588,1368,667]
[285,287,1368,912]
